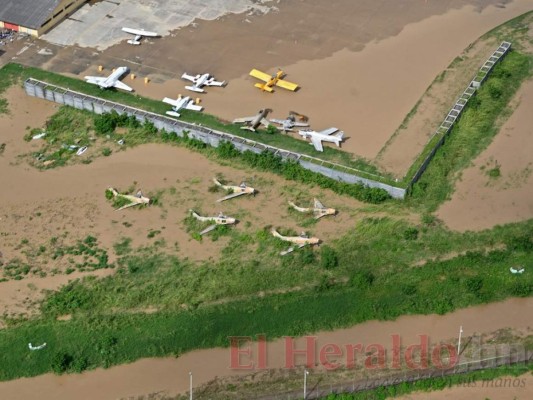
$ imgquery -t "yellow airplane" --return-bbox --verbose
[249,68,298,93]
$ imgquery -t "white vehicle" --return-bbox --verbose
[162,96,203,118]
[189,210,236,235]
[84,66,133,91]
[288,198,336,219]
[269,114,309,132]
[213,178,256,202]
[122,27,158,45]
[298,127,344,152]
[181,73,225,93]
[233,109,272,132]
[271,229,320,256]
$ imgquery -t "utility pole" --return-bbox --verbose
[304,369,309,399]
[189,371,193,400]
[457,326,464,360]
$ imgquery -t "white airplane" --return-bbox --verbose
[270,114,309,132]
[213,178,256,202]
[107,187,151,211]
[84,66,133,91]
[189,210,236,235]
[298,128,344,152]
[288,198,336,219]
[233,109,272,132]
[122,27,158,45]
[271,229,320,256]
[181,73,225,93]
[162,96,203,118]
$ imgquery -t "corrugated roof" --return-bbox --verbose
[0,0,62,29]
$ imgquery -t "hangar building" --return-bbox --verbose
[0,0,86,37]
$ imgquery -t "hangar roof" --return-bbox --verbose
[0,0,61,29]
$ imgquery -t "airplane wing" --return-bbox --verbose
[293,122,309,127]
[216,192,246,202]
[122,27,158,37]
[314,198,325,209]
[319,127,339,136]
[199,224,217,235]
[181,73,197,83]
[113,80,133,92]
[269,119,285,125]
[276,79,298,91]
[116,202,139,211]
[233,116,254,123]
[185,100,203,111]
[163,97,180,107]
[249,69,271,83]
[310,136,324,152]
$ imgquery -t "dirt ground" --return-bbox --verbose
[0,297,530,399]
[437,79,533,231]
[0,85,367,318]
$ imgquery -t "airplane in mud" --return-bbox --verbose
[181,73,226,93]
[233,109,272,132]
[249,68,299,92]
[298,127,345,152]
[189,210,237,235]
[288,198,336,219]
[122,27,159,45]
[107,187,150,211]
[271,229,320,256]
[162,96,203,118]
[213,178,256,202]
[270,114,309,132]
[85,66,133,91]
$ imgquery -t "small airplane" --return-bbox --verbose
[122,27,158,45]
[162,96,203,118]
[181,73,225,93]
[28,342,47,351]
[213,178,256,202]
[233,109,272,132]
[270,114,309,132]
[189,210,236,235]
[271,229,320,256]
[298,128,345,152]
[107,187,150,210]
[85,66,133,91]
[289,198,336,219]
[249,68,298,92]
[510,267,525,274]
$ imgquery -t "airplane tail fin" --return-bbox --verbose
[254,83,273,92]
[240,126,256,132]
[213,178,223,186]
[185,85,204,93]
[334,131,344,146]
[189,209,200,219]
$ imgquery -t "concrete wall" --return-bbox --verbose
[24,78,407,199]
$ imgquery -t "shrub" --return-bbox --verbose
[94,113,116,135]
[320,246,339,269]
[351,270,374,289]
[51,352,73,374]
[403,227,419,241]
[102,147,112,157]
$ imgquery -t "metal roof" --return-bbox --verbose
[0,0,62,29]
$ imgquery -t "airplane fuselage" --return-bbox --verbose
[299,130,343,146]
[271,229,320,246]
[249,109,270,129]
[101,67,129,88]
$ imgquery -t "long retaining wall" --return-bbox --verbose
[408,41,512,187]
[23,78,406,199]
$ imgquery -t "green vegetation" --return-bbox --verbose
[408,50,532,210]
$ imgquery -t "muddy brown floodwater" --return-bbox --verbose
[0,297,531,399]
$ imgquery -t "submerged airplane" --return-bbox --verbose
[122,27,158,45]
[189,210,236,235]
[162,96,203,118]
[107,187,150,211]
[270,114,309,132]
[181,73,225,93]
[271,229,320,256]
[289,198,336,219]
[213,178,256,202]
[233,109,272,132]
[85,66,133,91]
[298,128,345,152]
[249,68,298,92]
